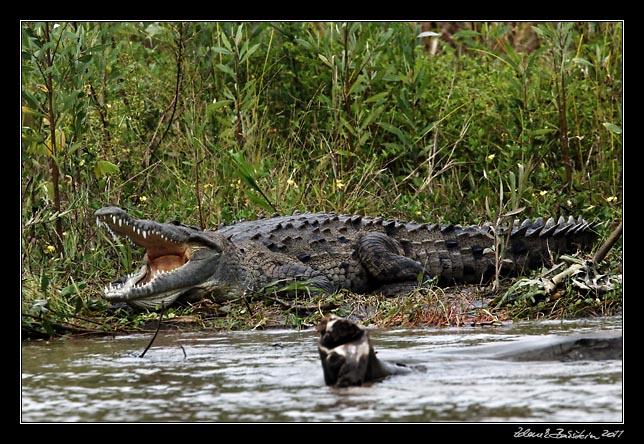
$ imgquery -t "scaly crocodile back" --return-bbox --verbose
[217,212,599,287]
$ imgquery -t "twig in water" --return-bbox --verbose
[140,310,164,358]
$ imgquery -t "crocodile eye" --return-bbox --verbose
[187,233,228,253]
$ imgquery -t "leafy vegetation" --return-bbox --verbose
[21,22,622,338]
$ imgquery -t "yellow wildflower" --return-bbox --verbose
[335,179,346,191]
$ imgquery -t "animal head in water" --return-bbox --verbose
[317,314,400,387]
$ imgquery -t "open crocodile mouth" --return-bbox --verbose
[95,208,192,305]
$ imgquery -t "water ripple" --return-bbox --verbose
[22,316,622,422]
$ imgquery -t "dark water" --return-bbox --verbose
[21,316,622,423]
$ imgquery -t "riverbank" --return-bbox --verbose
[21,275,622,341]
[22,22,622,342]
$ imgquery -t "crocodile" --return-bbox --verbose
[95,206,599,310]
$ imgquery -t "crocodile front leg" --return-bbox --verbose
[263,262,335,294]
[357,232,425,284]
[238,241,335,295]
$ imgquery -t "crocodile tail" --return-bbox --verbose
[503,215,600,273]
[421,216,599,284]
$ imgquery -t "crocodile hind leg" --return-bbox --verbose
[357,232,425,286]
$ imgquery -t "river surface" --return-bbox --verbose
[21,316,622,423]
